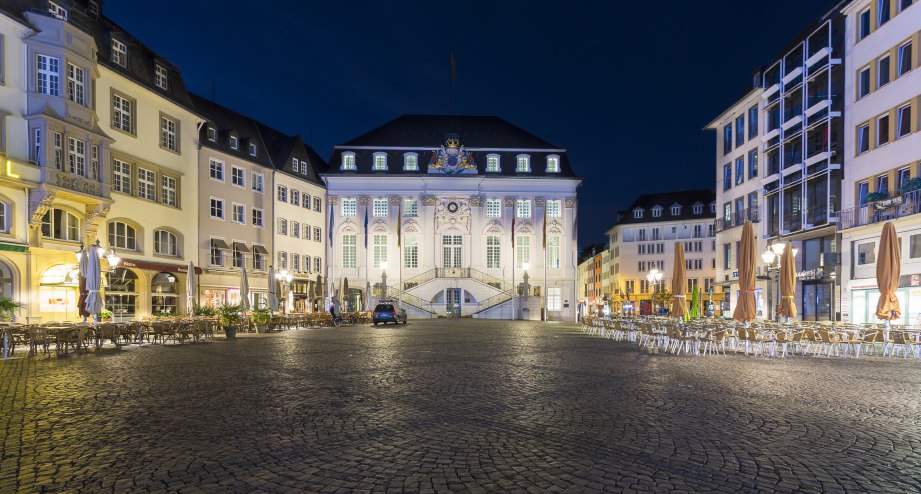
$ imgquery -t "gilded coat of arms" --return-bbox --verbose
[428,133,477,175]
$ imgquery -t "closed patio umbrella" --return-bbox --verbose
[777,242,797,322]
[268,266,278,311]
[671,243,687,318]
[240,264,251,311]
[84,243,103,320]
[186,261,196,317]
[340,277,349,310]
[77,245,90,319]
[876,222,901,339]
[732,221,756,324]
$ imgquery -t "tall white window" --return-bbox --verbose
[373,234,388,267]
[547,287,562,311]
[546,155,560,173]
[161,175,177,207]
[111,39,127,67]
[252,208,264,227]
[302,193,311,209]
[36,54,60,96]
[516,199,532,218]
[292,254,300,272]
[516,236,530,268]
[342,198,357,217]
[108,221,137,250]
[138,168,156,201]
[47,1,68,19]
[341,152,356,171]
[67,137,85,176]
[232,203,245,224]
[252,173,264,192]
[277,185,287,202]
[229,135,238,150]
[403,153,418,171]
[342,234,357,268]
[314,227,321,242]
[154,230,178,257]
[231,167,245,187]
[897,105,912,139]
[546,200,562,218]
[249,143,258,157]
[546,235,561,269]
[487,236,501,268]
[278,252,287,270]
[404,234,418,268]
[291,221,299,238]
[486,154,500,172]
[112,93,133,133]
[373,198,388,217]
[516,154,530,172]
[291,190,300,206]
[278,218,288,235]
[304,255,311,272]
[373,153,388,171]
[486,199,502,218]
[160,116,178,151]
[67,63,86,106]
[154,64,168,90]
[314,257,322,272]
[91,145,99,179]
[207,126,216,142]
[403,198,418,217]
[210,198,224,219]
[113,159,132,194]
[292,158,299,173]
[209,159,224,181]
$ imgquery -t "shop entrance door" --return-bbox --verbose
[801,282,832,321]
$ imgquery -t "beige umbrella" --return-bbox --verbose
[671,243,687,317]
[340,277,349,310]
[733,221,757,324]
[876,222,901,339]
[777,242,797,321]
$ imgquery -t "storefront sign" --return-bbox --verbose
[0,241,28,253]
[5,160,19,179]
[796,268,825,280]
[120,258,203,275]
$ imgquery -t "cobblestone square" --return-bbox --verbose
[2,319,920,493]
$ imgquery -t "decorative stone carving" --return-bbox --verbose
[434,197,471,233]
[84,203,111,243]
[28,187,56,229]
[534,197,546,207]
[358,196,370,206]
[482,219,503,234]
[328,196,339,206]
[564,198,576,208]
[422,195,437,207]
[469,196,483,207]
[371,218,389,233]
[402,219,422,234]
[504,196,515,207]
[389,196,402,206]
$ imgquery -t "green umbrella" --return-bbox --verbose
[689,287,700,320]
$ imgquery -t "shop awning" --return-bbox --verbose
[120,258,203,275]
[211,238,230,250]
[253,244,269,255]
[0,241,28,253]
[232,241,247,252]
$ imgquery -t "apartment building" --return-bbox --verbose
[707,89,770,318]
[606,190,722,316]
[838,0,920,324]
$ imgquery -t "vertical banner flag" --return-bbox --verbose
[542,205,547,249]
[363,204,369,248]
[397,202,402,248]
[328,204,334,247]
[512,215,516,248]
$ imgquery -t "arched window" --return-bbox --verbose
[341,152,356,171]
[0,201,9,233]
[108,221,137,250]
[154,229,178,257]
[41,208,80,241]
[105,268,138,321]
[373,152,388,171]
[0,259,12,297]
[151,272,178,315]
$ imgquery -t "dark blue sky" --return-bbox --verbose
[107,0,833,246]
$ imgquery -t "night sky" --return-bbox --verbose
[106,0,834,247]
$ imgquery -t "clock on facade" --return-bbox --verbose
[447,201,459,213]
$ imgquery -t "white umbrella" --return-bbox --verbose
[186,260,196,316]
[85,243,103,319]
[268,266,278,311]
[240,263,251,311]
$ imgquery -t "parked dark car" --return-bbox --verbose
[373,302,407,325]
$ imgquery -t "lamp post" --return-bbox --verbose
[761,243,797,321]
[646,268,663,316]
[380,261,388,302]
[275,269,293,315]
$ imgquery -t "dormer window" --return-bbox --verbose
[341,152,356,171]
[486,154,501,172]
[633,209,644,219]
[651,206,662,218]
[373,152,388,171]
[229,134,239,150]
[546,155,560,173]
[111,38,127,67]
[403,152,418,171]
[248,143,257,157]
[292,158,299,173]
[516,154,530,173]
[89,1,99,15]
[207,126,216,142]
[670,205,681,216]
[48,1,68,20]
[154,64,168,90]
[710,203,716,213]
[692,203,703,214]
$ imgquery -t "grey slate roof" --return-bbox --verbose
[328,114,576,178]
[613,189,716,226]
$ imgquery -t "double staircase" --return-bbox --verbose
[385,268,517,317]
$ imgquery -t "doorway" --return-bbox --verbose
[801,282,832,321]
[446,288,462,316]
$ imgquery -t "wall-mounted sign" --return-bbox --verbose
[5,160,19,178]
[796,268,825,280]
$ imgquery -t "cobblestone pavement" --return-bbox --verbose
[3,320,921,493]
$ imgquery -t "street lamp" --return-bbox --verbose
[275,269,293,314]
[380,261,388,301]
[646,268,663,316]
[521,262,530,320]
[762,243,797,321]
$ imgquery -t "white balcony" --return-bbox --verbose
[762,83,781,100]
[805,152,829,167]
[782,115,803,131]
[806,47,831,67]
[805,99,830,117]
[782,67,803,85]
[782,163,803,176]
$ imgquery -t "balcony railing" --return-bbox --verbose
[838,189,921,230]
[715,207,759,233]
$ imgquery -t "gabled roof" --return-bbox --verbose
[612,189,716,227]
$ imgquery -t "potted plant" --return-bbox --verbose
[193,304,217,317]
[217,303,243,340]
[0,295,24,321]
[251,307,272,333]
[98,307,113,322]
